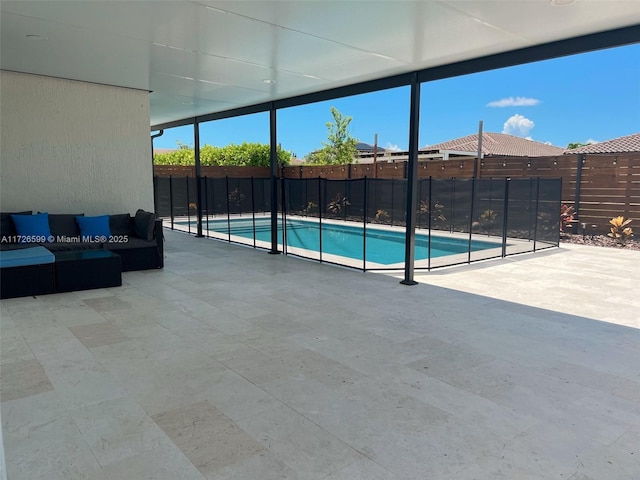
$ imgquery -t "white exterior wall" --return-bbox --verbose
[0,71,153,215]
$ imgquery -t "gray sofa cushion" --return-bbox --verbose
[134,210,155,241]
[109,214,132,236]
[48,213,83,238]
[1,211,32,241]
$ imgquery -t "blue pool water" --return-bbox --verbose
[192,218,500,265]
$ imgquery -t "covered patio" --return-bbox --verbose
[2,2,640,479]
[2,231,638,479]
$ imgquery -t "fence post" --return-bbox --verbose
[225,176,231,242]
[363,177,368,272]
[574,154,585,221]
[186,176,191,234]
[428,177,432,271]
[169,175,174,230]
[251,176,256,248]
[281,176,287,254]
[533,178,540,252]
[344,180,349,221]
[502,178,510,257]
[390,180,395,226]
[557,177,563,246]
[450,178,456,233]
[204,176,209,235]
[318,176,323,263]
[467,177,476,264]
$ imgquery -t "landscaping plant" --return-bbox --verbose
[375,209,390,224]
[560,204,575,233]
[607,216,633,245]
[302,201,317,216]
[479,209,497,226]
[327,193,350,215]
[418,200,446,227]
[228,188,245,210]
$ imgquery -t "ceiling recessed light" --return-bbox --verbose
[263,79,276,84]
[550,0,575,5]
[25,34,48,41]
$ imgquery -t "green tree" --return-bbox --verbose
[154,142,291,166]
[566,142,590,149]
[306,107,358,165]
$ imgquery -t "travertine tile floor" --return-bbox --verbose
[1,229,639,479]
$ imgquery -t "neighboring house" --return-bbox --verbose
[356,142,387,154]
[564,132,640,154]
[359,132,565,163]
[422,132,565,158]
[355,142,387,164]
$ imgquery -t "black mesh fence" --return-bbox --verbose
[472,178,506,238]
[505,179,537,240]
[154,176,172,219]
[536,178,562,246]
[366,179,407,226]
[154,175,560,270]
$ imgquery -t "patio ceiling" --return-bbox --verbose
[1,1,639,127]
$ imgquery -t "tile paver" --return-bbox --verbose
[1,230,639,479]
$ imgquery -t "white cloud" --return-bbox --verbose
[502,114,535,137]
[585,138,600,144]
[487,96,540,108]
[385,142,401,151]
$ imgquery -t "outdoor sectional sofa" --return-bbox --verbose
[0,210,163,298]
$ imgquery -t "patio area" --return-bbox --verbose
[1,229,639,479]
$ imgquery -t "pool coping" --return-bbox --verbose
[164,214,555,271]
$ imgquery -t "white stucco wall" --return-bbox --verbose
[0,71,153,215]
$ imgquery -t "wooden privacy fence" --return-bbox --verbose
[153,165,270,178]
[154,153,640,233]
[479,154,639,231]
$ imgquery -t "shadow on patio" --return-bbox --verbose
[2,229,639,480]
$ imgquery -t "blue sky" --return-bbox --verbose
[154,43,640,157]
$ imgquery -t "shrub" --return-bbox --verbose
[560,204,575,233]
[475,209,498,234]
[302,201,317,216]
[607,216,633,245]
[228,188,246,209]
[418,200,446,227]
[327,194,350,215]
[375,209,390,224]
[154,142,292,167]
[479,209,497,225]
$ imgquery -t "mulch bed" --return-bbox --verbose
[560,233,640,251]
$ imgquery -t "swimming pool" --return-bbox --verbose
[187,217,501,265]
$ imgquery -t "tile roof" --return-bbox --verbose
[356,142,386,152]
[564,133,640,154]
[421,132,565,157]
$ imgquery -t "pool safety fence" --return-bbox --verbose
[154,176,561,271]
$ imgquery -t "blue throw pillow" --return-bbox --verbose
[76,215,111,239]
[10,213,52,243]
